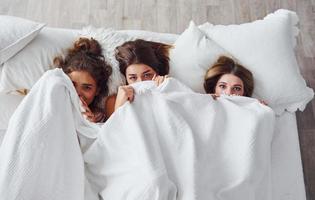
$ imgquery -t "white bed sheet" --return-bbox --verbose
[0,112,306,200]
[0,65,2,83]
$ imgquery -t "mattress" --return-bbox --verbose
[272,112,306,200]
[0,112,306,199]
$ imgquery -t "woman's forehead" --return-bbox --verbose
[218,74,244,85]
[126,63,155,74]
[68,71,97,85]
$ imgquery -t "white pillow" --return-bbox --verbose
[82,27,178,95]
[0,23,178,95]
[0,27,79,92]
[170,9,313,115]
[0,93,24,130]
[0,15,45,65]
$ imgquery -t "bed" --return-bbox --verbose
[0,9,313,200]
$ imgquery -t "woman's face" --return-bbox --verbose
[125,63,157,84]
[215,73,245,96]
[68,70,98,105]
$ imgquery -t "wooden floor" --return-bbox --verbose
[1,0,314,199]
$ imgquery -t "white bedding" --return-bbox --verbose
[0,69,305,200]
[0,129,4,146]
[0,65,2,83]
[0,69,100,200]
[85,80,275,200]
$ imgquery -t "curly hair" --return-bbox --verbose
[115,39,172,78]
[54,37,112,115]
[204,56,254,97]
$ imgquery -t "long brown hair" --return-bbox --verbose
[204,56,254,97]
[115,39,172,78]
[54,37,112,114]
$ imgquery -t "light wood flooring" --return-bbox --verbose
[1,0,314,199]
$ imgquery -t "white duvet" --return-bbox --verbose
[0,69,275,200]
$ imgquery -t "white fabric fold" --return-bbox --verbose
[0,70,275,200]
[85,78,276,200]
[0,69,100,200]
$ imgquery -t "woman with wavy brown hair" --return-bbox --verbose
[54,37,112,122]
[105,39,172,114]
[204,56,254,97]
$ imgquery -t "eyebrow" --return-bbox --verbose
[218,82,227,84]
[142,70,153,74]
[218,82,243,87]
[81,83,94,87]
[128,70,153,76]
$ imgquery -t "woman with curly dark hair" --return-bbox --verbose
[54,37,112,122]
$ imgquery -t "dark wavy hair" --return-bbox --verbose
[204,56,254,97]
[54,37,112,114]
[115,39,172,78]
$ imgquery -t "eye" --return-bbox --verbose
[143,73,154,79]
[233,86,242,91]
[218,84,226,89]
[128,76,137,81]
[82,85,93,91]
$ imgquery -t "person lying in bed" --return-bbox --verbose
[204,55,253,97]
[204,55,267,105]
[105,39,172,116]
[54,37,112,122]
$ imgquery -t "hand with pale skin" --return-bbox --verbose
[80,97,103,122]
[209,93,220,100]
[114,85,135,110]
[152,74,169,86]
[113,75,170,111]
[258,99,268,106]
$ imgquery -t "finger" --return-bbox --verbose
[82,111,94,118]
[152,74,156,81]
[80,97,89,108]
[160,77,164,85]
[128,92,134,102]
[162,76,166,82]
[83,104,92,113]
[155,76,163,86]
[94,113,103,122]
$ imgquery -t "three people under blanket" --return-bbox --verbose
[54,37,266,123]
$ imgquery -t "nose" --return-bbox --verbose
[137,77,143,83]
[225,87,232,95]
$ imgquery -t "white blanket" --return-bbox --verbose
[0,69,275,200]
[84,78,276,199]
[0,69,100,200]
